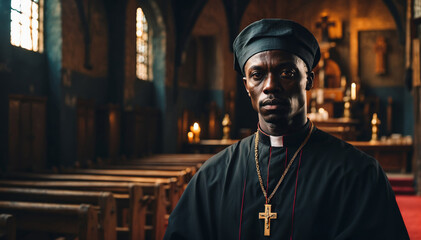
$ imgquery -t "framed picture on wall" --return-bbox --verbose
[358,30,405,88]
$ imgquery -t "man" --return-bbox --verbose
[164,19,409,239]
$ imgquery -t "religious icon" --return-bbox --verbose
[375,36,387,75]
[315,14,343,43]
[316,15,335,43]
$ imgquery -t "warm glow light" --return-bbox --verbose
[351,83,356,100]
[136,7,149,80]
[10,0,43,52]
[190,122,201,143]
[187,131,194,143]
[109,112,116,125]
[192,122,201,134]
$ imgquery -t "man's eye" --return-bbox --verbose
[280,70,295,78]
[251,72,264,80]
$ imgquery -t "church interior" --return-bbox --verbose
[0,0,421,239]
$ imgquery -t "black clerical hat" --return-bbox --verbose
[233,19,321,75]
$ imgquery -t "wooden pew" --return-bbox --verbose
[134,153,213,163]
[0,201,98,240]
[100,164,199,175]
[5,172,179,211]
[126,154,211,172]
[0,187,116,240]
[64,168,192,192]
[0,214,16,240]
[116,153,212,173]
[120,160,204,169]
[0,180,166,240]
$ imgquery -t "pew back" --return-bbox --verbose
[5,172,179,211]
[0,214,16,240]
[0,180,165,240]
[0,201,98,240]
[0,187,116,240]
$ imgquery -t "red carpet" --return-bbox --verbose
[396,195,421,240]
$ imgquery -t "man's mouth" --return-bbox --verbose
[260,99,289,110]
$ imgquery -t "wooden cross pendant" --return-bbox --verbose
[259,204,277,236]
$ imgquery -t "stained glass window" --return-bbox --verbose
[10,0,44,52]
[136,7,149,81]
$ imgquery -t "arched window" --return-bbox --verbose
[10,0,44,52]
[136,7,150,81]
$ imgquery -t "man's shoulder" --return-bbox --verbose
[200,135,253,171]
[312,128,369,154]
[311,128,378,166]
[190,135,254,185]
[203,134,254,167]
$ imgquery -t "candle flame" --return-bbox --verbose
[193,122,200,132]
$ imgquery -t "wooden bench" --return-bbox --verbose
[134,153,213,163]
[100,164,199,176]
[64,168,192,193]
[5,172,180,212]
[115,161,203,173]
[118,153,212,173]
[0,214,16,240]
[0,187,116,240]
[0,201,98,240]
[0,180,166,240]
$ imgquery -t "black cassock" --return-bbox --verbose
[164,122,409,240]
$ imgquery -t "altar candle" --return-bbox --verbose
[187,131,194,143]
[351,82,356,100]
[192,122,200,134]
[191,122,201,142]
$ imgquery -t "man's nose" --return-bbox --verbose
[263,73,281,94]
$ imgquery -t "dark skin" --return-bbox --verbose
[243,50,314,136]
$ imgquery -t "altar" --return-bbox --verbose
[185,138,412,173]
[349,140,413,173]
[312,118,360,140]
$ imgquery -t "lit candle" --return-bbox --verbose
[191,122,201,142]
[187,131,194,143]
[351,82,356,101]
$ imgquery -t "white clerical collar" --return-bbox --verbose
[269,135,284,147]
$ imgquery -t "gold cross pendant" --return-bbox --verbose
[259,204,277,236]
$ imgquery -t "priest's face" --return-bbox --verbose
[243,50,314,135]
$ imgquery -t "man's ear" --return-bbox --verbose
[243,77,250,96]
[306,71,314,90]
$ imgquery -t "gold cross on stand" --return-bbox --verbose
[259,204,277,236]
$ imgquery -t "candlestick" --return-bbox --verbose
[343,96,351,119]
[222,114,231,140]
[371,113,381,142]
